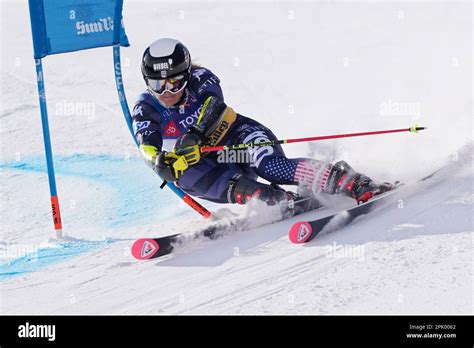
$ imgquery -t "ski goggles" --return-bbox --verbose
[147,74,188,96]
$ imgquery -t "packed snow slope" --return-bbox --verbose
[0,1,472,314]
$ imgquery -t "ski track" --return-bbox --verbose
[2,163,471,314]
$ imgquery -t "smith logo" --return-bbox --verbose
[76,17,113,35]
[153,62,169,71]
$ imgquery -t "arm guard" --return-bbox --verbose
[196,96,237,147]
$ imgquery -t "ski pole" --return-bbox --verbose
[201,125,426,153]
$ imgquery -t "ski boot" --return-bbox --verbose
[344,173,394,204]
[326,160,394,204]
[226,176,321,217]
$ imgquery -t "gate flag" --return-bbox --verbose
[28,0,129,238]
[28,0,209,238]
[28,0,129,59]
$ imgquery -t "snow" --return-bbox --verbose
[0,0,472,314]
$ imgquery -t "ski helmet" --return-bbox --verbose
[141,38,192,95]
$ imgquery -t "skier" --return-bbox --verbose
[133,38,393,213]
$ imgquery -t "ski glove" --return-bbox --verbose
[154,151,178,181]
[154,140,202,182]
[174,127,204,166]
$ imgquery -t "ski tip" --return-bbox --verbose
[131,239,160,260]
[288,221,313,244]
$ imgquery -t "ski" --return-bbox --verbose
[131,197,322,260]
[132,168,439,260]
[288,168,444,245]
[131,216,248,260]
[288,190,398,244]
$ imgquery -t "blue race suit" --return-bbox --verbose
[133,67,331,203]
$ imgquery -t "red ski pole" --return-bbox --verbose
[201,125,426,153]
